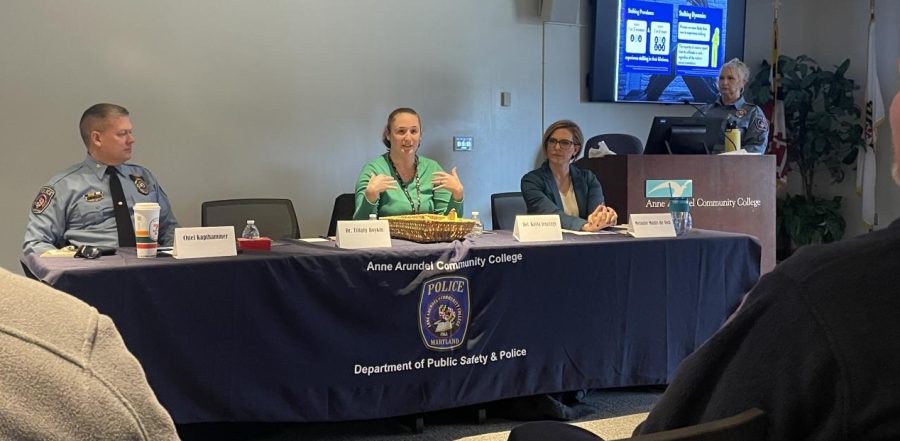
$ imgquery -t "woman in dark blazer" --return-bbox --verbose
[521,120,617,232]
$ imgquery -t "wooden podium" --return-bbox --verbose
[576,155,776,273]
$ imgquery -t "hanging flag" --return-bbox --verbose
[858,5,885,228]
[764,0,787,182]
[770,101,787,180]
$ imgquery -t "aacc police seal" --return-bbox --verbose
[419,275,470,351]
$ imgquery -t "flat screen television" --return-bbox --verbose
[644,116,725,154]
[589,0,746,104]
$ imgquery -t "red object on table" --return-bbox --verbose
[237,237,272,251]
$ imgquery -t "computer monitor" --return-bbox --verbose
[644,116,725,155]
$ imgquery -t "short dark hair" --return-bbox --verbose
[541,119,584,160]
[79,103,129,146]
[382,107,420,149]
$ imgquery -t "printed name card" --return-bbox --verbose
[627,213,676,238]
[173,226,237,259]
[336,220,391,249]
[513,215,563,242]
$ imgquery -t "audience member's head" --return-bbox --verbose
[891,59,900,184]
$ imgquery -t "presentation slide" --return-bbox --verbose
[616,0,728,104]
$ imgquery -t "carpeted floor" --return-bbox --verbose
[177,387,662,441]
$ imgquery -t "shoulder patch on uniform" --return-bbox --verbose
[755,117,769,131]
[130,174,150,195]
[32,186,55,214]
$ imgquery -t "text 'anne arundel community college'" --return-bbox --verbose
[366,253,524,272]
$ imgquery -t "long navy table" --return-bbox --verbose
[22,230,760,423]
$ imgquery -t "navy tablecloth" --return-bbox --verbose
[23,229,760,423]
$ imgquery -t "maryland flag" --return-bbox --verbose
[768,101,787,180]
[857,7,884,228]
[764,1,787,182]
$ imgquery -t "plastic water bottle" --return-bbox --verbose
[241,220,260,239]
[469,212,483,237]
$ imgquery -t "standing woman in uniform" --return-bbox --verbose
[693,58,770,153]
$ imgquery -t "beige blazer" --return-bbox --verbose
[0,267,179,440]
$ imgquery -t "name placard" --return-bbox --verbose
[173,226,237,259]
[627,213,676,238]
[336,220,391,249]
[513,215,563,242]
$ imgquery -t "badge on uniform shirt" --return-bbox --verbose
[32,186,55,214]
[130,174,150,195]
[84,191,104,202]
[735,109,747,118]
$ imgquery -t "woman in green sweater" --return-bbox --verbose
[353,108,464,219]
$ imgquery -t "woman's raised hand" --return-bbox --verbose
[431,167,464,202]
[365,172,398,203]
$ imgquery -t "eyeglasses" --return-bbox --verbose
[546,138,577,149]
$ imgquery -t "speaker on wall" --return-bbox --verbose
[540,0,579,24]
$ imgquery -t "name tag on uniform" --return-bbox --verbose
[336,220,391,249]
[627,213,676,238]
[513,215,562,242]
[173,226,237,259]
[84,191,104,202]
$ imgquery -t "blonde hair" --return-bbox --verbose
[722,58,750,83]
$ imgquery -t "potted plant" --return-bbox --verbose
[748,55,864,253]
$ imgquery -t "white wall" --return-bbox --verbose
[3,0,897,274]
[0,0,544,273]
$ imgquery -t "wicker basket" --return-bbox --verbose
[383,214,476,243]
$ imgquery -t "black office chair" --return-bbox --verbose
[583,133,644,156]
[491,192,527,231]
[507,408,766,441]
[327,193,356,237]
[201,198,300,239]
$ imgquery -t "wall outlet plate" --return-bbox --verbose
[453,136,473,151]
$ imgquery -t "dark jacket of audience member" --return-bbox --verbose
[635,218,900,439]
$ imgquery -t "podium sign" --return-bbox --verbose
[627,213,676,238]
[576,155,775,272]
